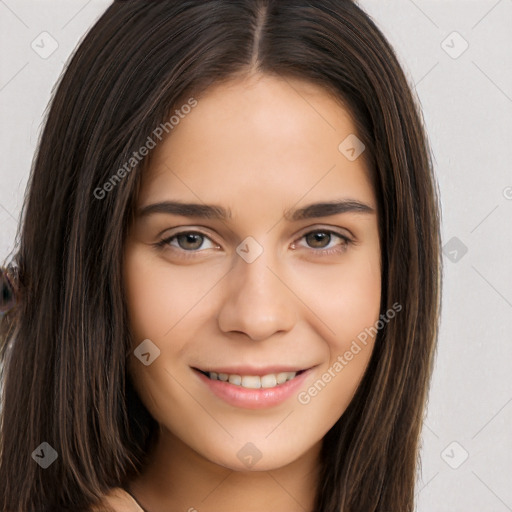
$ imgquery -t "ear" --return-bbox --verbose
[0,266,17,313]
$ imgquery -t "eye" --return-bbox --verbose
[293,229,352,256]
[155,228,352,258]
[156,231,218,253]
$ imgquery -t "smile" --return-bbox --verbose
[198,370,306,389]
[192,366,313,409]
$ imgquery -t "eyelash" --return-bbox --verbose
[154,229,353,259]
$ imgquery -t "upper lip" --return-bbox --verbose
[193,365,312,376]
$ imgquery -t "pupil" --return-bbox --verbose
[308,232,329,248]
[179,233,202,250]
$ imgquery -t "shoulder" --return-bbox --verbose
[88,487,144,512]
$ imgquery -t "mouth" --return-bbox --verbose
[192,366,313,409]
[193,368,308,389]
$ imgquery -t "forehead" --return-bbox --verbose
[138,74,375,211]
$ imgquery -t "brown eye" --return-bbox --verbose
[305,231,332,249]
[157,231,218,254]
[294,229,352,257]
[175,232,205,250]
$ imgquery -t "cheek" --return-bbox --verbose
[123,243,209,343]
[329,249,381,368]
[293,243,381,346]
[332,249,381,346]
[294,247,381,406]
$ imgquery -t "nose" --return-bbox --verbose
[216,246,297,341]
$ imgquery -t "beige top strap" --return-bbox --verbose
[90,487,145,512]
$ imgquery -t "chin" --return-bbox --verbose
[201,438,313,473]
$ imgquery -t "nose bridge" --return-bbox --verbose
[237,246,278,300]
[216,236,296,340]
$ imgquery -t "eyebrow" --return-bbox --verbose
[137,199,375,221]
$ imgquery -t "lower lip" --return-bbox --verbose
[194,369,312,409]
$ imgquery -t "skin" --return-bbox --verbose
[123,73,381,512]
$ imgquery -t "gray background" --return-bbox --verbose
[1,1,511,510]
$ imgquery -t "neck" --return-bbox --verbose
[128,426,321,512]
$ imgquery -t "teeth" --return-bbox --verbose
[261,374,277,388]
[276,372,290,384]
[207,371,298,388]
[241,376,261,389]
[228,374,242,385]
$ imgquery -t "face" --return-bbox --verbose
[123,73,381,472]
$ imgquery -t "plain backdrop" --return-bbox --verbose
[0,1,511,510]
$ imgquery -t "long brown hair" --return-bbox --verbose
[0,1,442,510]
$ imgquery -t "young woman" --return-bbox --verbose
[0,1,442,511]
